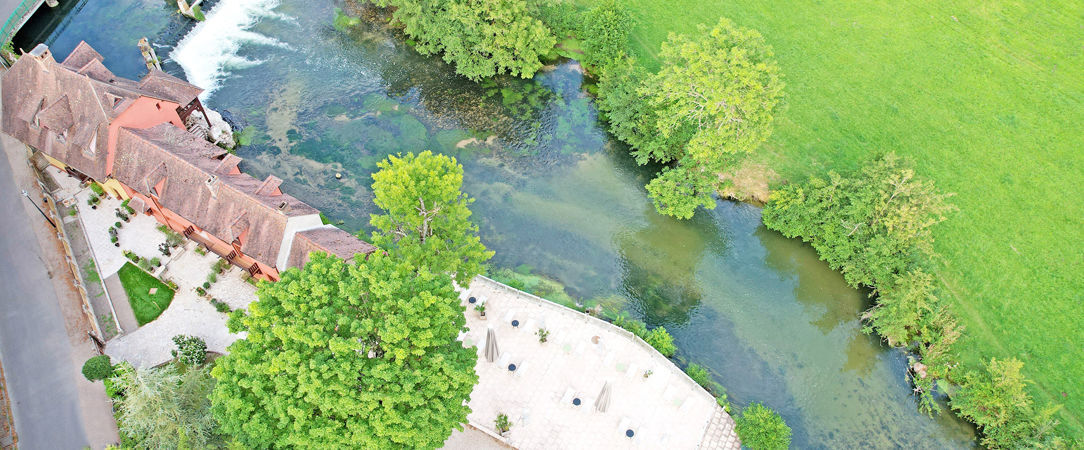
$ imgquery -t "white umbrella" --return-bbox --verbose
[485,328,500,363]
[596,381,611,412]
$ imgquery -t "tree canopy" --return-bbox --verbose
[734,402,792,450]
[762,152,955,288]
[370,151,493,285]
[952,358,1063,448]
[598,18,785,218]
[110,363,217,449]
[374,0,555,80]
[210,252,478,448]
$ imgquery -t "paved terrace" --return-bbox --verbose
[459,277,740,449]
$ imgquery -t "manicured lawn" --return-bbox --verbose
[117,263,175,325]
[579,0,1084,438]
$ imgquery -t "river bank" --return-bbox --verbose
[14,0,979,446]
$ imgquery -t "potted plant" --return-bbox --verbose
[115,221,123,229]
[475,304,486,319]
[494,413,512,437]
[536,328,549,343]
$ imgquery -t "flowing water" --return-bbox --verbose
[17,0,977,447]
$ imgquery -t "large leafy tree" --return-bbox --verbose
[598,18,785,218]
[762,153,955,288]
[110,363,217,449]
[211,252,478,448]
[370,151,493,285]
[374,0,555,80]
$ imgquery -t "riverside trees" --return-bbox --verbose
[373,0,555,80]
[763,154,1063,447]
[598,18,785,218]
[212,151,486,448]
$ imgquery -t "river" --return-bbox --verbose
[16,0,976,447]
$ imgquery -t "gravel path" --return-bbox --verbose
[105,243,257,368]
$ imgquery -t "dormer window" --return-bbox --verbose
[56,131,66,144]
[278,201,287,210]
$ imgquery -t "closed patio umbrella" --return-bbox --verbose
[485,328,500,363]
[596,381,611,412]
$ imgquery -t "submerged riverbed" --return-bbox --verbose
[18,0,976,446]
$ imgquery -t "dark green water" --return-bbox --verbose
[18,0,976,447]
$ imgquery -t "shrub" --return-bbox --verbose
[612,314,648,338]
[89,182,105,196]
[138,259,153,272]
[644,326,676,357]
[212,259,229,274]
[211,299,231,313]
[171,335,207,366]
[150,257,161,267]
[82,355,114,381]
[951,358,1062,448]
[536,328,549,343]
[494,413,512,434]
[194,246,207,256]
[579,0,633,71]
[195,286,207,296]
[207,272,217,284]
[735,403,791,450]
[121,199,135,215]
[686,363,712,388]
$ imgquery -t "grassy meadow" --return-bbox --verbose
[577,0,1084,438]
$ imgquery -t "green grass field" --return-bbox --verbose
[118,263,175,325]
[578,0,1084,438]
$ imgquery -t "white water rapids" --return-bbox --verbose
[171,0,291,99]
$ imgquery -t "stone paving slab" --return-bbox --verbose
[460,276,733,449]
[73,188,173,278]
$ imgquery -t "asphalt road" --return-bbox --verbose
[0,146,90,448]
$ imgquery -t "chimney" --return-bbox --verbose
[28,44,54,70]
[214,154,242,174]
[254,175,282,197]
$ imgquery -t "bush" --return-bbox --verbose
[951,358,1062,448]
[211,299,231,313]
[612,314,648,338]
[644,326,676,357]
[686,363,712,388]
[82,355,114,381]
[121,198,135,215]
[580,0,633,71]
[171,335,207,366]
[89,182,105,196]
[735,403,791,450]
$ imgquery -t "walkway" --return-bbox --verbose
[0,117,117,447]
[459,276,740,449]
[103,273,139,333]
[106,242,256,368]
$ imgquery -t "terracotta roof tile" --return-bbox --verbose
[38,95,74,132]
[60,41,103,70]
[139,69,203,105]
[286,227,377,269]
[113,124,319,266]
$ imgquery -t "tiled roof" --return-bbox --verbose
[139,69,203,106]
[113,124,318,266]
[286,226,377,269]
